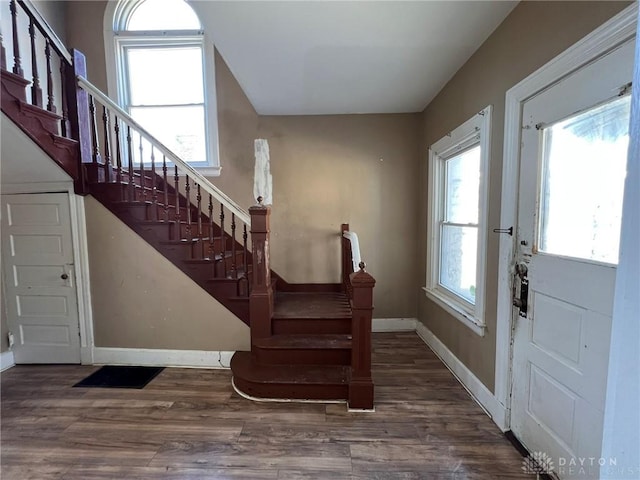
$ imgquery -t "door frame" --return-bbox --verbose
[1,181,94,365]
[494,4,638,430]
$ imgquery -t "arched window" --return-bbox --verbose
[108,0,219,173]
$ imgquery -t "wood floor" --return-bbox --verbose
[1,333,530,479]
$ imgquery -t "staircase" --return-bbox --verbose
[1,0,375,409]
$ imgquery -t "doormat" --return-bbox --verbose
[74,365,164,389]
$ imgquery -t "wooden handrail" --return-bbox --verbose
[17,0,72,64]
[76,75,251,226]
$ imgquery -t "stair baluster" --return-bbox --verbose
[28,18,42,107]
[88,95,101,167]
[243,224,248,287]
[231,213,237,279]
[44,39,54,112]
[127,125,135,201]
[59,62,69,137]
[101,106,111,182]
[220,204,227,277]
[185,176,192,241]
[196,183,203,258]
[208,195,215,266]
[162,156,169,224]
[10,0,24,76]
[173,166,180,225]
[138,134,145,201]
[150,146,157,220]
[114,116,123,193]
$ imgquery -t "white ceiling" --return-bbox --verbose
[190,1,518,115]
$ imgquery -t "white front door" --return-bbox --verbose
[510,39,634,479]
[1,193,81,364]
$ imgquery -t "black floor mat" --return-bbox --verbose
[74,365,164,389]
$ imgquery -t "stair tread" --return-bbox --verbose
[256,334,351,350]
[273,292,351,319]
[231,352,348,385]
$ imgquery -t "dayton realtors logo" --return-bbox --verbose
[522,451,555,475]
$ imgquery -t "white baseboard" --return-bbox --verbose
[92,347,235,369]
[415,321,509,431]
[372,317,417,332]
[1,350,15,371]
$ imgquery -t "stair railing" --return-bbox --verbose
[76,75,253,291]
[341,224,376,409]
[2,0,74,137]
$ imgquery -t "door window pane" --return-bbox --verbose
[539,95,630,264]
[440,225,478,304]
[445,146,480,224]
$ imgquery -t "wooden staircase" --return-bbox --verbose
[1,0,375,409]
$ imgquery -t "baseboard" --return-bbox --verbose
[415,321,509,431]
[372,318,417,332]
[1,350,15,371]
[92,347,235,369]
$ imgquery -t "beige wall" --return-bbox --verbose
[85,197,250,350]
[66,1,421,321]
[418,1,631,390]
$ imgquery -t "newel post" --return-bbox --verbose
[66,49,92,194]
[249,197,273,343]
[349,261,375,410]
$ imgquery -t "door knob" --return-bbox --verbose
[60,273,69,280]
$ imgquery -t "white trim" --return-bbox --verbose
[372,317,417,332]
[0,181,75,195]
[92,347,235,369]
[495,3,638,427]
[415,321,508,431]
[0,350,15,371]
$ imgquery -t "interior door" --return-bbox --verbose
[1,193,81,364]
[511,39,633,478]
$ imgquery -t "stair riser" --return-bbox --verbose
[255,348,351,366]
[272,318,352,335]
[233,377,348,402]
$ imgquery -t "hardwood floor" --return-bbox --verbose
[1,333,529,479]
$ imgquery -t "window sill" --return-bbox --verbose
[422,287,486,337]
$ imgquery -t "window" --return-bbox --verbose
[108,0,220,174]
[425,107,492,335]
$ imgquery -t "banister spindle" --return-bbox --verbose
[10,0,23,76]
[208,195,215,265]
[185,176,192,241]
[162,156,169,223]
[150,146,158,219]
[102,106,111,182]
[45,39,55,112]
[114,116,122,186]
[127,125,135,201]
[59,61,69,137]
[174,166,181,224]
[243,224,248,285]
[220,205,227,277]
[88,95,101,165]
[196,184,203,257]
[28,18,42,106]
[231,213,237,279]
[138,135,145,201]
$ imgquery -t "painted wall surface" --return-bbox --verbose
[85,197,250,351]
[66,1,421,320]
[1,275,8,352]
[418,1,631,390]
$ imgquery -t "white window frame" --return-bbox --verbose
[104,0,221,176]
[424,106,492,336]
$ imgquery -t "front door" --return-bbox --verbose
[510,39,633,478]
[1,193,81,364]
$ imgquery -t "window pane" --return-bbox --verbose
[539,95,630,264]
[127,0,201,31]
[440,225,477,304]
[131,105,206,163]
[445,145,480,224]
[127,46,204,106]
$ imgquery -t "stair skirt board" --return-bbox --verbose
[91,347,235,369]
[231,378,376,412]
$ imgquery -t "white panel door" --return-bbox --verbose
[1,193,80,364]
[511,39,634,479]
